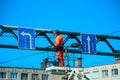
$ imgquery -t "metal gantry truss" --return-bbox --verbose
[0,25,120,57]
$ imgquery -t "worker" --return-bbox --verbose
[53,30,64,66]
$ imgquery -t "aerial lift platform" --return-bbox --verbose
[45,65,89,80]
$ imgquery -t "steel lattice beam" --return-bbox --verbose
[0,25,120,56]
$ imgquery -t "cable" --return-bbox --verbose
[106,30,120,35]
[0,35,14,37]
[0,51,45,64]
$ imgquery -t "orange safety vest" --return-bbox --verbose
[55,34,64,50]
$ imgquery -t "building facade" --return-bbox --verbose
[0,63,120,80]
[0,67,44,80]
[84,63,120,80]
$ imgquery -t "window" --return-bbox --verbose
[42,74,49,80]
[0,72,7,79]
[32,74,39,80]
[21,73,28,80]
[10,72,17,80]
[102,70,108,77]
[92,71,99,79]
[111,68,118,76]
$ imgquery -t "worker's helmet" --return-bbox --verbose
[53,30,60,35]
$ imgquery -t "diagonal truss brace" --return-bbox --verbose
[0,25,120,57]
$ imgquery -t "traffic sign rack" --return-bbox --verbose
[0,25,120,57]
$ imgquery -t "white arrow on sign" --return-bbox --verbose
[21,31,32,49]
[87,36,91,53]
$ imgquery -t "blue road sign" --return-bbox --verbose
[81,33,96,54]
[18,28,35,49]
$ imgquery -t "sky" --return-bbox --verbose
[0,0,120,68]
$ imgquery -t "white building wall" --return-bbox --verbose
[84,63,120,80]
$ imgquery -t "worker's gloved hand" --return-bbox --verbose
[52,45,56,48]
[51,45,54,48]
[54,45,56,48]
[57,58,60,63]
